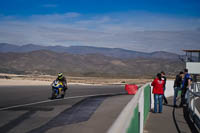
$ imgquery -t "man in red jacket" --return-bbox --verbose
[151,73,165,113]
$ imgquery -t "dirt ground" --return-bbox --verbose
[0,73,152,86]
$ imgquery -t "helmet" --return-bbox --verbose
[58,73,63,80]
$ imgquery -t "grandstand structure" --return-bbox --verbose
[183,50,200,81]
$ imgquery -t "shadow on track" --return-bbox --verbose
[0,93,127,133]
[0,107,54,133]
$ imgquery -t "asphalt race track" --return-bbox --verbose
[0,85,132,133]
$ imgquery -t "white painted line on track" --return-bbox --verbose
[0,92,126,111]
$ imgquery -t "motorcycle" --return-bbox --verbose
[50,80,65,99]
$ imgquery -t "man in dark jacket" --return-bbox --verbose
[56,73,68,91]
[161,71,168,105]
[173,71,184,107]
[180,69,192,107]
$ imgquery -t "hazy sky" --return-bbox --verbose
[0,0,200,54]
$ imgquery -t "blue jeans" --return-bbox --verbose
[154,94,163,113]
[173,87,181,105]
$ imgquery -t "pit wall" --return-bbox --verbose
[108,80,175,133]
[107,83,151,133]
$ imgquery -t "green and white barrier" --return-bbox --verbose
[107,83,151,133]
[108,80,200,133]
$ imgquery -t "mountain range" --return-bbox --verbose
[0,43,184,77]
[0,43,180,60]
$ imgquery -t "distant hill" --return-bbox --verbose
[0,43,180,60]
[0,50,184,77]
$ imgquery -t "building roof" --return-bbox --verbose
[183,50,200,52]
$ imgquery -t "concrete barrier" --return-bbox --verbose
[108,80,175,133]
[108,80,200,132]
[107,83,151,133]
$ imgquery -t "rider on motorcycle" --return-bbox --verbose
[56,73,68,91]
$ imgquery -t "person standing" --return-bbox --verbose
[161,71,168,105]
[151,73,165,113]
[173,71,184,107]
[180,69,192,107]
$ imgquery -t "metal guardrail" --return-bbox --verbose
[189,91,200,97]
[188,82,200,130]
